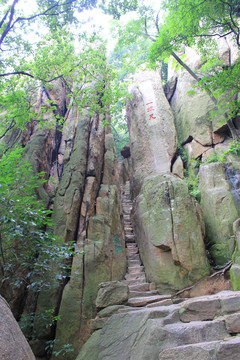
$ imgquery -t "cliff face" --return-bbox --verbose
[2,41,240,360]
[126,70,210,292]
[74,42,240,359]
[1,79,126,359]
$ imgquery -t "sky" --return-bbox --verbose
[7,0,162,55]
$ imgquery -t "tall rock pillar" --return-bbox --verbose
[127,70,210,292]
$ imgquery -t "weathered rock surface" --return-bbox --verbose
[158,337,240,360]
[199,162,239,264]
[168,41,238,147]
[96,281,128,308]
[76,291,240,360]
[0,295,35,360]
[133,174,209,291]
[51,129,126,359]
[16,83,127,359]
[172,155,184,178]
[118,158,130,185]
[127,70,177,197]
[170,71,221,146]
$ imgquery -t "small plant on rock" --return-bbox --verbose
[224,141,240,156]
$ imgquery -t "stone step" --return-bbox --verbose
[125,234,136,243]
[124,226,133,235]
[127,248,138,255]
[126,243,137,247]
[129,290,156,298]
[128,266,144,274]
[127,248,138,256]
[127,254,140,261]
[124,225,133,230]
[146,298,173,307]
[124,226,132,230]
[128,259,141,267]
[126,244,138,249]
[128,282,150,291]
[126,279,147,286]
[125,272,146,282]
[128,295,175,307]
[159,336,240,360]
[123,208,132,213]
[158,320,229,352]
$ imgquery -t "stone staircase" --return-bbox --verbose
[86,182,240,359]
[82,290,240,360]
[122,181,174,308]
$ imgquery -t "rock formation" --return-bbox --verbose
[133,174,209,292]
[0,295,35,360]
[76,291,240,360]
[74,47,240,359]
[199,162,239,264]
[127,70,210,292]
[127,70,177,197]
[2,39,240,360]
[1,79,126,359]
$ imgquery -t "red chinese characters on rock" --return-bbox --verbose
[146,102,156,120]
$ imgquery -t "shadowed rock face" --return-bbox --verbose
[199,162,238,265]
[0,295,35,360]
[127,70,177,197]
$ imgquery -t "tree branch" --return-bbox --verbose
[144,17,156,42]
[155,10,160,34]
[171,51,201,82]
[0,0,77,48]
[0,71,66,84]
[0,71,35,78]
[0,0,20,47]
[0,120,16,140]
[0,9,10,29]
[218,0,240,32]
[196,31,233,38]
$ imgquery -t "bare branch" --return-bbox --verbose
[0,120,16,140]
[171,51,201,82]
[144,17,155,42]
[0,71,35,78]
[197,31,233,38]
[155,10,160,34]
[210,260,233,278]
[0,71,66,84]
[0,0,77,48]
[218,0,240,31]
[0,0,20,47]
[0,9,10,29]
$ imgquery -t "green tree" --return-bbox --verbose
[0,0,136,145]
[0,147,73,295]
[148,0,240,138]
